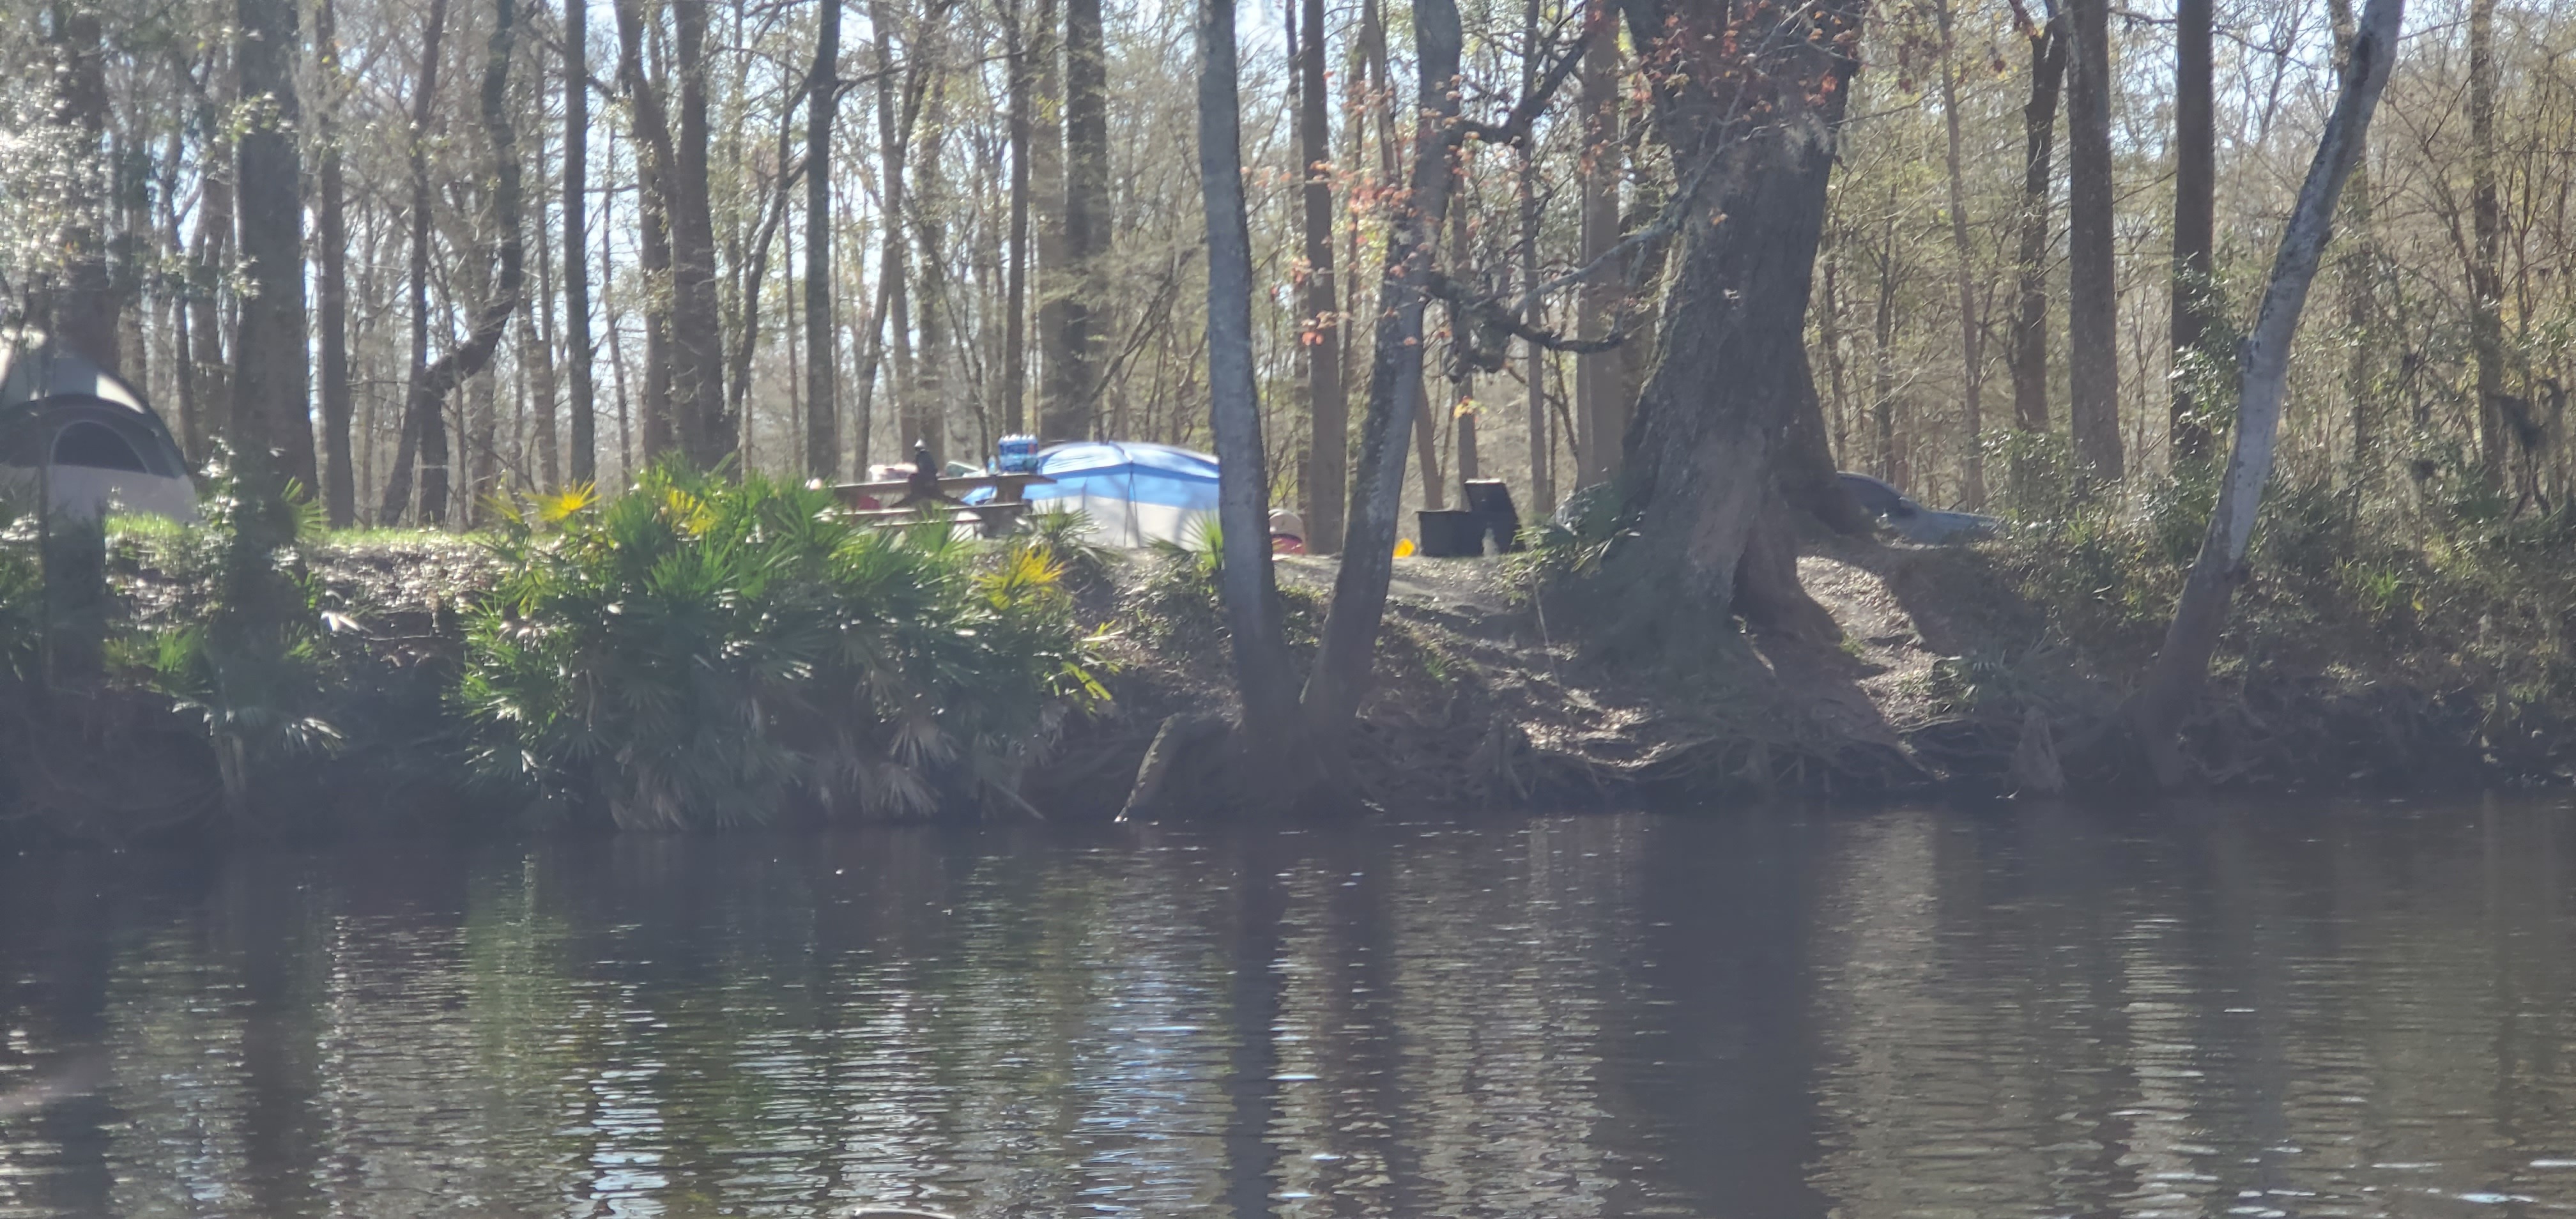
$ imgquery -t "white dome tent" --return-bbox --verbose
[0,330,197,523]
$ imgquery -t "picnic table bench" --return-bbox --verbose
[832,473,1055,538]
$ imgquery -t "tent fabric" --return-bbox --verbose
[0,330,197,521]
[983,441,1220,548]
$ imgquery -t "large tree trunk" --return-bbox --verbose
[233,0,314,490]
[1583,0,1865,649]
[45,2,117,374]
[316,0,356,525]
[1199,0,1297,743]
[1041,0,1107,443]
[671,0,729,469]
[1296,0,1347,553]
[1573,0,1623,487]
[2008,5,2066,477]
[2127,0,2402,781]
[564,0,596,487]
[806,0,842,479]
[1936,0,1985,509]
[2468,0,2505,487]
[2169,0,2216,466]
[2065,0,2122,482]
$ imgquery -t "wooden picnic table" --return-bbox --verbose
[832,472,1055,538]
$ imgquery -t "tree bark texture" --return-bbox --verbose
[45,2,118,375]
[1519,0,1552,514]
[2468,0,2505,486]
[2169,0,2217,465]
[1298,0,1347,553]
[1198,0,1298,743]
[564,0,596,487]
[1574,0,1623,487]
[2065,0,2122,480]
[1029,0,1070,445]
[2128,0,2402,779]
[382,0,448,523]
[1936,0,1984,508]
[615,0,678,463]
[1301,0,1468,733]
[1041,0,1108,443]
[1586,0,1865,649]
[316,0,355,524]
[233,0,315,492]
[2009,6,2065,446]
[384,0,523,525]
[671,0,730,470]
[1002,0,1031,440]
[806,0,843,479]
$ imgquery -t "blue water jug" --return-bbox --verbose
[997,434,1039,474]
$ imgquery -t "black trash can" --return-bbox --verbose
[1415,509,1485,557]
[1460,479,1523,553]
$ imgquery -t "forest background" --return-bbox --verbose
[2,0,2558,544]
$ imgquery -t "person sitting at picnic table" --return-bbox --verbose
[1269,509,1306,554]
[895,442,955,507]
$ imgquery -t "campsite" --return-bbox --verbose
[17,0,2576,1211]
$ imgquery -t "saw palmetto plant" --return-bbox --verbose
[461,463,1103,828]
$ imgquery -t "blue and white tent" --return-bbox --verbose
[1007,441,1220,548]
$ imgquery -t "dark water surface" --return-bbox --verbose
[6,799,2576,1218]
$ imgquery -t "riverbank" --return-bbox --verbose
[3,492,2570,845]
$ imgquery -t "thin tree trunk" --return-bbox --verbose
[1936,0,1985,508]
[1199,0,1297,744]
[233,0,313,489]
[2468,0,2505,486]
[614,0,678,461]
[2009,3,2066,484]
[912,82,951,468]
[1029,0,1070,443]
[383,0,447,523]
[1304,0,1469,738]
[1000,0,1031,440]
[1574,0,1623,486]
[2128,0,2400,780]
[871,0,922,468]
[2169,0,2216,465]
[1450,194,1477,484]
[564,0,596,487]
[1517,0,1551,513]
[2065,0,2122,481]
[384,0,524,525]
[532,149,560,490]
[316,0,355,524]
[806,0,842,477]
[1297,0,1348,551]
[2327,0,2378,480]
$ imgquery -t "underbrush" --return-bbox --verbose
[459,464,1105,829]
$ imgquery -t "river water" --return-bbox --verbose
[3,799,2575,1218]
